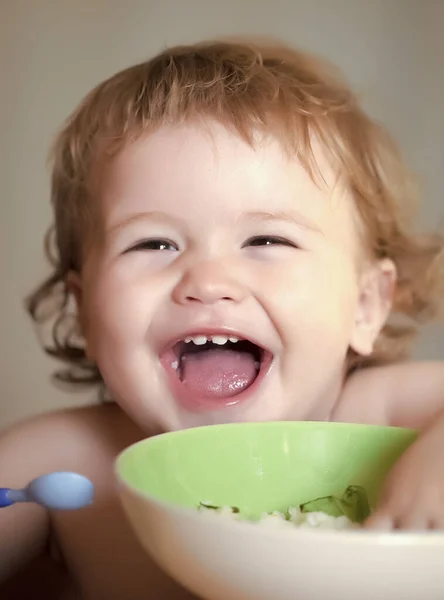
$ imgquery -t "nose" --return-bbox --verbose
[172,260,248,306]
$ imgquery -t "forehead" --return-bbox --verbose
[98,122,362,248]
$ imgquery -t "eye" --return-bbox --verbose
[125,238,179,252]
[243,236,298,248]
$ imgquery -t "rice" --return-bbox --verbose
[198,504,357,530]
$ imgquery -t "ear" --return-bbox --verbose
[350,258,397,356]
[66,271,93,359]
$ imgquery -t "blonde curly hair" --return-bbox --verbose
[27,38,444,386]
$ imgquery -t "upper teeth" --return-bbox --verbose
[184,335,239,346]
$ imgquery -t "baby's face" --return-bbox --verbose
[76,122,381,431]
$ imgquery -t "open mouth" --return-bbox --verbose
[160,333,272,411]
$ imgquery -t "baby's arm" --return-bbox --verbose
[0,418,51,583]
[343,361,444,529]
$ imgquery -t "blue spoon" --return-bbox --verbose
[0,472,94,510]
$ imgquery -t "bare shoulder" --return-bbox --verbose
[1,403,145,487]
[334,361,444,429]
[0,406,194,597]
[0,404,139,583]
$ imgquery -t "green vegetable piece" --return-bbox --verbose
[198,502,239,513]
[340,485,371,523]
[300,495,345,518]
[300,485,371,524]
[198,501,220,510]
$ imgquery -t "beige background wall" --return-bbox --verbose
[1,0,443,428]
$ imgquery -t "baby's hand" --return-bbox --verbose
[365,424,444,530]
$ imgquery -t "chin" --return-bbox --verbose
[163,391,289,431]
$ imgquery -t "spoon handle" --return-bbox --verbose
[0,488,29,507]
[0,488,13,507]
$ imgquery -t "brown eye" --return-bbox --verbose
[126,239,178,252]
[244,236,298,248]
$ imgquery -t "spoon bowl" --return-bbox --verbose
[0,472,94,510]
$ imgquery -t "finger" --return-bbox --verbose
[428,516,444,531]
[396,512,429,531]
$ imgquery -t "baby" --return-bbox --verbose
[1,38,444,599]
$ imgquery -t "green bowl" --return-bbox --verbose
[117,421,416,516]
[115,422,444,600]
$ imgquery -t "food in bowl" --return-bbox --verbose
[199,503,356,530]
[198,485,370,530]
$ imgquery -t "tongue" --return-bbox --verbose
[181,349,258,399]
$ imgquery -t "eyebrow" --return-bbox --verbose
[106,208,322,237]
[105,211,181,236]
[239,210,322,233]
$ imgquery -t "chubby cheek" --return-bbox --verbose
[81,272,163,421]
[82,263,158,365]
[261,253,359,350]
